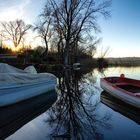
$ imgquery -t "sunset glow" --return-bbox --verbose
[3,40,18,52]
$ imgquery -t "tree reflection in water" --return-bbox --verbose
[46,69,111,140]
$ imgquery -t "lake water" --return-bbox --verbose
[4,66,140,140]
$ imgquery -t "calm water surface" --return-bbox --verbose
[5,67,140,140]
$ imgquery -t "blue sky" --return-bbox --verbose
[98,0,140,57]
[0,0,139,57]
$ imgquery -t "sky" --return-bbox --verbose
[0,0,139,57]
[98,0,140,57]
[0,0,46,23]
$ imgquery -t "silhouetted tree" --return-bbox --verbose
[43,0,111,65]
[97,46,110,68]
[34,16,53,59]
[1,19,32,48]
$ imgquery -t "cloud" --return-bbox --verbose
[0,0,31,22]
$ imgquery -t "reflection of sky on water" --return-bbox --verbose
[98,66,140,80]
[6,114,51,140]
[6,67,140,140]
[97,103,140,140]
[7,104,140,140]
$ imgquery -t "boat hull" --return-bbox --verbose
[100,77,140,108]
[101,91,140,124]
[0,90,57,139]
[0,80,57,107]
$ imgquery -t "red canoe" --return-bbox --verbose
[100,74,140,108]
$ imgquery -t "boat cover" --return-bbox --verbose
[0,63,56,85]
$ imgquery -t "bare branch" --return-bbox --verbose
[1,19,32,48]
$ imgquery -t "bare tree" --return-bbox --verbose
[1,19,32,48]
[34,15,53,58]
[99,46,110,58]
[43,0,111,65]
[97,46,110,68]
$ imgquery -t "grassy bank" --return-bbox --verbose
[79,57,140,68]
[105,57,140,67]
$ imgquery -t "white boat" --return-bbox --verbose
[0,63,57,107]
[100,74,140,108]
[73,63,82,70]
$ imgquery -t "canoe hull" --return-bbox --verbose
[100,77,140,108]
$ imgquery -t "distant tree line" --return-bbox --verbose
[0,46,12,54]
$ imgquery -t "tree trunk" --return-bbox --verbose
[45,39,48,56]
[64,43,70,65]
